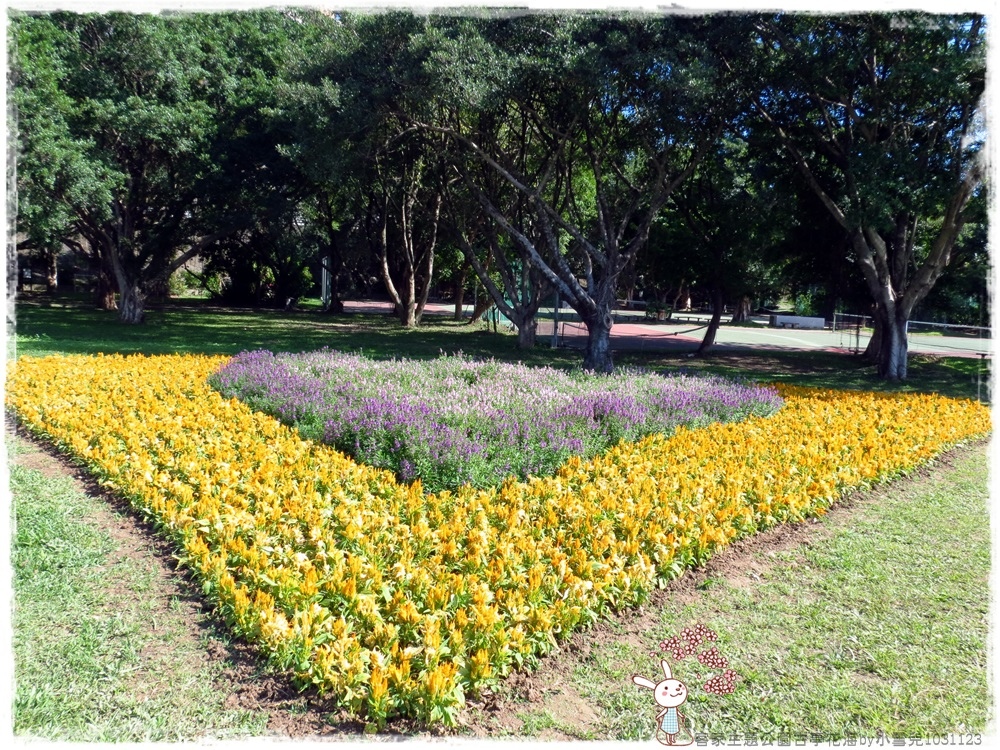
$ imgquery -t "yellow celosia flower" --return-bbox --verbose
[6,354,990,727]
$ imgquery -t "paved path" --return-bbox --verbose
[342,301,992,359]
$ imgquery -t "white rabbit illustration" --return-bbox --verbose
[632,659,691,746]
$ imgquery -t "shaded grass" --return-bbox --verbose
[11,447,270,741]
[569,445,990,741]
[10,296,580,369]
[10,296,988,401]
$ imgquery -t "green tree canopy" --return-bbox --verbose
[12,10,313,321]
[747,12,986,379]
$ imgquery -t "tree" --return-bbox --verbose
[12,14,115,305]
[13,13,218,321]
[749,12,986,380]
[371,147,447,328]
[446,178,552,349]
[654,136,791,354]
[284,12,454,328]
[11,11,315,322]
[440,98,562,349]
[268,11,366,316]
[188,11,334,309]
[408,14,743,371]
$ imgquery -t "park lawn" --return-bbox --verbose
[10,295,989,403]
[10,436,271,741]
[10,296,579,369]
[6,295,993,739]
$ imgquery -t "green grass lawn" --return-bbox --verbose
[10,439,270,741]
[10,296,583,368]
[618,348,991,403]
[9,294,990,402]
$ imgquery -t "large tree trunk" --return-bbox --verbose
[620,276,636,309]
[697,285,724,355]
[870,303,908,381]
[380,250,418,328]
[730,295,752,323]
[118,281,146,324]
[95,268,118,310]
[401,270,417,327]
[453,264,467,320]
[849,228,919,381]
[671,281,687,311]
[104,237,146,324]
[378,190,440,329]
[863,317,881,361]
[515,315,537,349]
[582,308,614,373]
[378,215,416,328]
[45,251,58,293]
[323,244,345,315]
[413,239,435,326]
[393,298,418,328]
[326,275,345,315]
[881,317,908,381]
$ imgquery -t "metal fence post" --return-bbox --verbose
[551,291,560,349]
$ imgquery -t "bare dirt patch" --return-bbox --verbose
[7,419,985,739]
[13,448,71,478]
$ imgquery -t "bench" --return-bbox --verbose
[770,315,826,330]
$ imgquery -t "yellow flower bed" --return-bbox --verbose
[7,354,991,727]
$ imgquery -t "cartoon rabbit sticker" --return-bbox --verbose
[632,659,692,745]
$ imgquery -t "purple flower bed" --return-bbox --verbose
[210,350,784,493]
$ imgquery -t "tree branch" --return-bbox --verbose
[753,97,851,231]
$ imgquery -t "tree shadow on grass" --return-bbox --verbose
[12,296,988,402]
